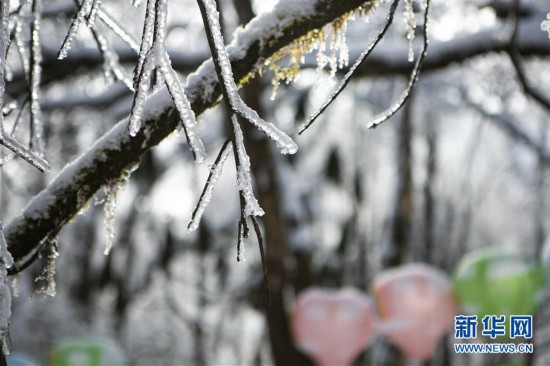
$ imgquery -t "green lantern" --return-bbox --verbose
[49,338,126,366]
[453,249,546,318]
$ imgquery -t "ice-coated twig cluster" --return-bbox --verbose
[298,0,400,135]
[299,0,432,135]
[128,0,206,163]
[57,0,139,90]
[192,0,296,283]
[368,0,431,129]
[0,0,50,172]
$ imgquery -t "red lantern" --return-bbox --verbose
[373,264,456,362]
[291,288,376,366]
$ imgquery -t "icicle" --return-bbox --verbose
[58,0,94,59]
[542,13,550,39]
[328,17,350,76]
[30,0,44,155]
[34,239,58,297]
[232,115,264,218]
[97,11,140,53]
[102,167,133,255]
[198,0,298,154]
[10,277,17,298]
[86,0,102,27]
[103,182,118,255]
[404,0,416,62]
[237,220,246,262]
[188,140,232,232]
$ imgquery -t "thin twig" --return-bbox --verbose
[188,138,232,232]
[251,216,270,304]
[367,0,431,129]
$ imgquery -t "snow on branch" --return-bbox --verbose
[4,0,374,265]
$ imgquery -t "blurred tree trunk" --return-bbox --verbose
[232,1,312,365]
[376,94,414,366]
[381,96,413,268]
[526,120,548,366]
[422,116,436,264]
[242,77,312,366]
[534,120,547,257]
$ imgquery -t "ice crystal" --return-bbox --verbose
[403,0,416,62]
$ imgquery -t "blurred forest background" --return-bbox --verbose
[1,0,550,364]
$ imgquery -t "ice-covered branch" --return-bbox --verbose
[0,0,50,172]
[4,0,375,264]
[128,0,205,163]
[188,139,232,232]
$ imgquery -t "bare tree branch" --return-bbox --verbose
[507,0,550,112]
[464,95,550,165]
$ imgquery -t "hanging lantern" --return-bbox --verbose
[49,337,127,366]
[453,249,545,318]
[290,287,376,366]
[373,263,456,362]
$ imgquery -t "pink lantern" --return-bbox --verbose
[373,264,456,362]
[290,287,376,366]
